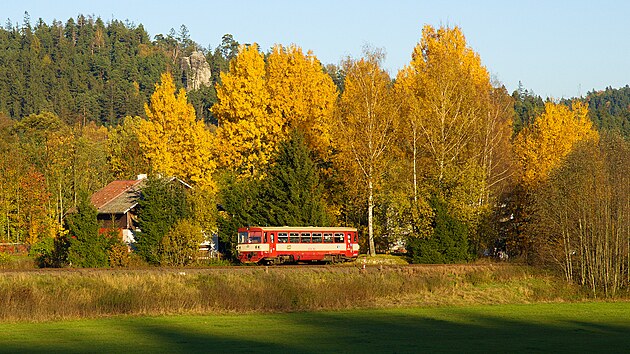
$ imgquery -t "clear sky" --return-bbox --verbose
[3,0,630,98]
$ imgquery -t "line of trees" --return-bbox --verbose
[0,15,628,295]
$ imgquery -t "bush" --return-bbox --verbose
[108,243,131,268]
[0,252,11,267]
[160,219,204,266]
[29,236,55,267]
[407,197,471,264]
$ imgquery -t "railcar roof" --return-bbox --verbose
[238,226,357,232]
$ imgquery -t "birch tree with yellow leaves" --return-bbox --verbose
[401,25,492,190]
[397,25,514,236]
[534,133,629,295]
[137,72,216,189]
[336,48,398,257]
[396,25,516,258]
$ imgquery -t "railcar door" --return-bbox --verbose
[346,232,352,253]
[268,231,276,257]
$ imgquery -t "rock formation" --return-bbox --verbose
[181,51,212,91]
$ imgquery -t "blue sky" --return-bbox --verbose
[3,0,630,98]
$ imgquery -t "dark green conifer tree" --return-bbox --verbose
[65,192,110,267]
[215,172,265,260]
[262,130,331,227]
[135,177,191,264]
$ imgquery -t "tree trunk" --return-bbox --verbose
[368,178,375,257]
[413,127,418,203]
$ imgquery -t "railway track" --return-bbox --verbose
[0,262,511,274]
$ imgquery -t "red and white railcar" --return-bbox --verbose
[236,226,359,264]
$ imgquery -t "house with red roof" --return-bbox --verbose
[90,175,147,244]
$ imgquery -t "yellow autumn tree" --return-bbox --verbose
[396,25,507,239]
[213,43,338,177]
[137,72,216,189]
[478,85,516,206]
[107,116,150,180]
[514,101,599,186]
[266,44,338,160]
[336,48,398,256]
[401,25,491,186]
[212,44,281,177]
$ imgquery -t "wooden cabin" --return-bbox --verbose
[90,175,147,244]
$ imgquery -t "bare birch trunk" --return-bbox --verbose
[368,178,375,257]
[413,128,418,203]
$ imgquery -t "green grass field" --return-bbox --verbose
[1,302,629,353]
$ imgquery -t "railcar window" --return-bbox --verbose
[289,232,300,243]
[278,232,288,243]
[300,233,311,243]
[334,233,344,243]
[312,233,322,243]
[323,233,333,243]
[238,232,248,244]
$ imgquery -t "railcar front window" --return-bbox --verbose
[238,232,248,244]
[239,231,262,243]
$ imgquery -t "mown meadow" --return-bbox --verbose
[1,302,630,353]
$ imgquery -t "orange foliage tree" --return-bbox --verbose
[18,168,51,245]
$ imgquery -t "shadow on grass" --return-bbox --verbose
[1,303,629,353]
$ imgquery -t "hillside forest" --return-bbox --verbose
[0,14,629,295]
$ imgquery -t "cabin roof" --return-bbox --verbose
[90,179,146,214]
